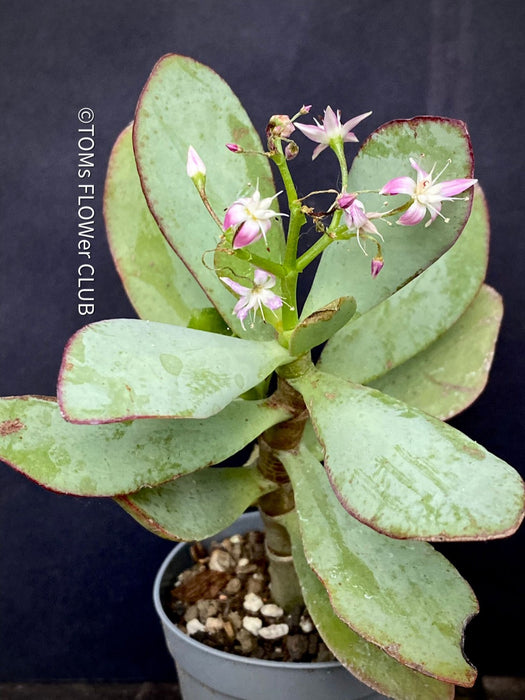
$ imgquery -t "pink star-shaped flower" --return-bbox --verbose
[223,184,285,248]
[295,106,372,160]
[220,269,283,330]
[380,158,477,227]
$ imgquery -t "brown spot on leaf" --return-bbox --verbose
[232,126,249,141]
[462,444,485,460]
[302,308,336,325]
[0,418,25,436]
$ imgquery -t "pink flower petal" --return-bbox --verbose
[338,193,356,209]
[380,176,416,196]
[223,203,247,231]
[437,178,477,197]
[398,201,427,226]
[233,298,251,326]
[253,268,274,286]
[409,158,430,180]
[311,143,329,160]
[342,110,372,134]
[322,106,340,134]
[348,202,369,229]
[220,277,249,296]
[232,221,263,249]
[263,293,283,311]
[294,122,326,143]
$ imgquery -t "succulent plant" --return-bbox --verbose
[1,55,523,699]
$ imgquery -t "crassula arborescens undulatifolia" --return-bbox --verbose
[0,55,523,700]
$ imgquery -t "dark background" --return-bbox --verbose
[1,0,523,683]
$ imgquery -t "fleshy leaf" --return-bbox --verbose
[319,184,489,383]
[291,368,524,541]
[0,396,290,496]
[133,54,285,339]
[117,465,276,541]
[283,510,454,700]
[288,297,357,356]
[370,285,502,419]
[300,419,324,462]
[58,320,291,423]
[303,117,474,318]
[280,444,478,686]
[104,124,217,328]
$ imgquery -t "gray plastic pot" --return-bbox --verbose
[153,511,385,700]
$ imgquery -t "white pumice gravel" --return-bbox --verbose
[242,616,263,635]
[299,615,314,633]
[186,618,206,636]
[259,623,289,640]
[205,617,224,634]
[208,548,235,572]
[243,592,263,612]
[260,603,284,618]
[170,529,336,663]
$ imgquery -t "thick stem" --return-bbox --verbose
[257,377,308,610]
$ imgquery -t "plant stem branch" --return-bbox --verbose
[271,142,306,331]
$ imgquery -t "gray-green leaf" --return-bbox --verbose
[133,54,285,339]
[0,396,290,495]
[117,466,276,541]
[284,510,454,700]
[370,285,502,419]
[280,445,478,686]
[288,297,357,356]
[58,320,291,422]
[104,124,216,328]
[291,368,524,541]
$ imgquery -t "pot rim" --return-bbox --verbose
[152,516,343,671]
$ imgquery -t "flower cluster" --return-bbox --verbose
[186,106,477,330]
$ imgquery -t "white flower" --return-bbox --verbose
[220,269,283,329]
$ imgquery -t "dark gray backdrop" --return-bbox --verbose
[1,0,523,682]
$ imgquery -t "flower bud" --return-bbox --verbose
[267,114,295,139]
[226,143,243,153]
[186,146,206,177]
[284,141,299,160]
[300,104,312,115]
[371,256,384,278]
[186,146,206,192]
